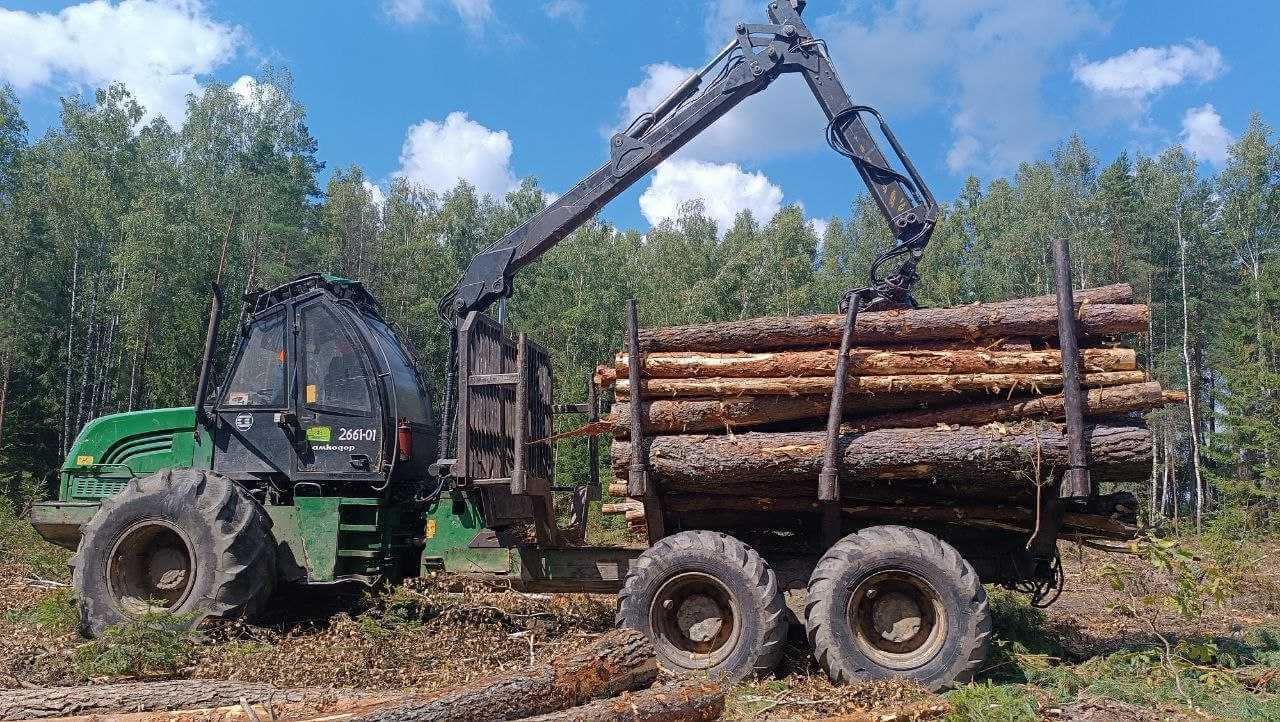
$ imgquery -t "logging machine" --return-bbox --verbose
[32,1,1081,689]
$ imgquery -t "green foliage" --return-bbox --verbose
[945,681,1039,721]
[0,76,1273,539]
[983,589,1071,684]
[73,608,196,678]
[1100,534,1232,620]
[6,586,78,634]
[0,497,69,581]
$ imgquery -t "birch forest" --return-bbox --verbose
[0,76,1276,538]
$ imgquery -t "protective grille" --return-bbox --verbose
[70,476,128,500]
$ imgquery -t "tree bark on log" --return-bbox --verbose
[9,696,403,722]
[614,370,1149,399]
[611,422,1152,488]
[610,347,1135,381]
[341,629,656,722]
[985,282,1133,307]
[609,381,1167,435]
[637,303,1148,352]
[655,494,1136,540]
[0,681,368,721]
[511,681,724,722]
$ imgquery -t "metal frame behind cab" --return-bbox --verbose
[451,311,558,545]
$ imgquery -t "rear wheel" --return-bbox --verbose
[72,468,276,637]
[805,525,990,691]
[617,530,787,682]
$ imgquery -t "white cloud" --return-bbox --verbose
[542,0,585,27]
[228,74,280,112]
[628,1,1106,177]
[395,111,517,199]
[639,158,782,235]
[383,0,492,32]
[616,62,821,164]
[0,0,240,122]
[362,180,387,208]
[815,0,1104,176]
[809,218,829,240]
[1073,41,1225,101]
[1180,103,1233,167]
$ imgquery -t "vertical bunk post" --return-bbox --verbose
[512,333,529,496]
[626,299,665,543]
[1052,237,1091,498]
[818,292,863,548]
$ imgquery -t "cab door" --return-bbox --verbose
[293,300,383,481]
[213,309,294,480]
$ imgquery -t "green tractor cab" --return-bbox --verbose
[35,274,629,638]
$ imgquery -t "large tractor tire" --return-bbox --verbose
[805,525,990,691]
[71,468,277,637]
[617,530,787,682]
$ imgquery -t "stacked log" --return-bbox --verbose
[597,285,1175,539]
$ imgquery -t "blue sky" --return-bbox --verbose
[2,0,1276,233]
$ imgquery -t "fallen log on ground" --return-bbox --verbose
[637,303,1148,352]
[608,381,1173,435]
[0,680,371,721]
[341,629,656,722]
[511,680,725,722]
[10,695,402,722]
[612,422,1152,487]
[614,370,1148,399]
[607,347,1136,381]
[11,631,661,722]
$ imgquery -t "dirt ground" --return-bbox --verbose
[3,528,1280,721]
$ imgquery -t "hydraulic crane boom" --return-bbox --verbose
[442,0,938,323]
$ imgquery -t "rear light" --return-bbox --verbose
[397,419,412,461]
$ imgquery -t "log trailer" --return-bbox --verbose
[30,1,1131,690]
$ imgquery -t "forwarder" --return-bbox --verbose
[31,1,1102,689]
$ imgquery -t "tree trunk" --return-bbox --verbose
[511,681,724,722]
[638,303,1149,352]
[0,680,373,720]
[614,370,1149,399]
[608,347,1135,381]
[1176,212,1205,533]
[62,236,81,457]
[612,422,1152,489]
[342,629,656,722]
[610,382,1171,436]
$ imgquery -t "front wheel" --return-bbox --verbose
[71,468,277,637]
[804,525,990,691]
[617,530,787,682]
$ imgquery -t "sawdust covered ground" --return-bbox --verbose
[3,529,1280,720]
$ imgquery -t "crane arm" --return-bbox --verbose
[442,0,937,321]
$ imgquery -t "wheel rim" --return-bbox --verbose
[649,572,741,670]
[106,520,196,616]
[847,569,947,671]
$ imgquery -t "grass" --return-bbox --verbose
[942,588,1280,721]
[0,498,70,582]
[7,585,79,634]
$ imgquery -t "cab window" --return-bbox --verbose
[223,313,286,407]
[302,304,371,413]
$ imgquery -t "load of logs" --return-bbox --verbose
[597,284,1179,539]
[0,630,725,722]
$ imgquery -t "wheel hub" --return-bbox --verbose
[107,520,196,615]
[650,572,741,669]
[870,591,923,644]
[676,593,724,643]
[848,570,947,671]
